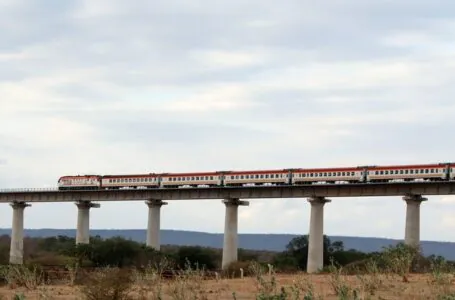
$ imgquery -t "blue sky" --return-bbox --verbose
[1,0,455,242]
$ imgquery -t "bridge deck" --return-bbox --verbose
[0,182,454,202]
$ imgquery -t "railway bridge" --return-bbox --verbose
[1,181,454,273]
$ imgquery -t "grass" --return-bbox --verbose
[0,247,455,299]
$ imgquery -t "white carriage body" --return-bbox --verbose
[292,169,363,184]
[101,175,159,188]
[160,173,222,187]
[223,171,288,185]
[367,165,445,181]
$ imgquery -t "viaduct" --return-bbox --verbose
[1,181,455,273]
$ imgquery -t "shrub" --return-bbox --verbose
[79,267,134,300]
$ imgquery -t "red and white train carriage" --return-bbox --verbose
[223,169,290,186]
[292,167,364,184]
[160,172,222,188]
[57,162,455,190]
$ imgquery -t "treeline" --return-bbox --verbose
[0,234,452,273]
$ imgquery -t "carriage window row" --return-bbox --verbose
[296,172,356,177]
[108,178,157,183]
[373,168,443,175]
[229,174,285,180]
[168,176,215,181]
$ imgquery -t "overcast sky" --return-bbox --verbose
[1,0,455,243]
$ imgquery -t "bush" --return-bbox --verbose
[79,267,135,300]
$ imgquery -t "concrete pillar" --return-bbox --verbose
[9,202,30,265]
[403,194,427,247]
[221,198,249,270]
[145,199,168,250]
[307,196,331,274]
[75,201,100,244]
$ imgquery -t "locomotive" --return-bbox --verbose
[57,162,455,190]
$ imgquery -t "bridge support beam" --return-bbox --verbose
[221,198,249,270]
[146,199,167,250]
[307,196,331,274]
[9,202,30,265]
[403,194,427,247]
[75,201,100,244]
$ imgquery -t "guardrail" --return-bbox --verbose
[0,187,59,193]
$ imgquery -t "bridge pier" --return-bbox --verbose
[146,199,167,250]
[221,198,249,270]
[403,194,427,247]
[75,201,100,244]
[307,196,331,274]
[9,202,30,265]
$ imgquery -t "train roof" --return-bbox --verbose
[101,174,158,178]
[369,163,443,170]
[163,172,220,176]
[295,167,361,172]
[222,169,289,175]
[58,175,100,179]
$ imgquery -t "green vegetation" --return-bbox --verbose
[0,234,453,298]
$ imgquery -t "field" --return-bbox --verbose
[0,263,454,299]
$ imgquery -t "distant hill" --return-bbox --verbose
[1,228,455,260]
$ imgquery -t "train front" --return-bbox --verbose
[57,175,101,190]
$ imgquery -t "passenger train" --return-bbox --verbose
[57,162,455,190]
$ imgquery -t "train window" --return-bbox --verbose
[410,170,413,174]
[405,170,408,174]
[431,169,434,173]
[425,169,429,173]
[210,176,213,180]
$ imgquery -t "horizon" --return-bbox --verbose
[1,227,455,244]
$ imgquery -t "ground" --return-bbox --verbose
[0,273,453,299]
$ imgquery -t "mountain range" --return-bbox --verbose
[2,228,455,260]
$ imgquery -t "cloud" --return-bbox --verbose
[1,0,455,243]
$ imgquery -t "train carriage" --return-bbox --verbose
[366,164,447,183]
[58,175,101,190]
[101,174,160,189]
[223,169,290,186]
[160,172,222,188]
[292,167,364,184]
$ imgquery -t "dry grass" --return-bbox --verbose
[0,251,455,300]
[0,272,454,299]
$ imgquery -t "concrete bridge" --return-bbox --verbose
[1,181,454,272]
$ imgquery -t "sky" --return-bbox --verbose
[1,0,455,242]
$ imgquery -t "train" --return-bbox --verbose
[57,162,455,190]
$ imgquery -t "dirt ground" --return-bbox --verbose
[0,273,453,299]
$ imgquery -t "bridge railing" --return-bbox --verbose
[0,188,59,193]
